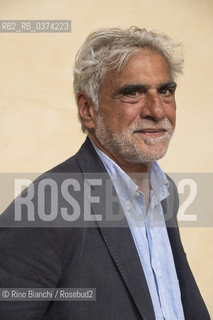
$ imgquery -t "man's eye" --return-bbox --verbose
[159,87,173,96]
[124,90,141,97]
[126,91,138,96]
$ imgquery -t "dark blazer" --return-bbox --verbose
[0,137,210,319]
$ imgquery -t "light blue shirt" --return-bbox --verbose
[91,140,185,320]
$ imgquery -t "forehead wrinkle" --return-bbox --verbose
[100,56,175,99]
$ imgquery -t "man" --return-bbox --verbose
[0,27,210,319]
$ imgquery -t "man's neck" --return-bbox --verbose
[89,134,152,209]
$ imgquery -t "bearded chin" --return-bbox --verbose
[110,132,172,163]
[95,114,174,164]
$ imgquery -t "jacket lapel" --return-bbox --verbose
[75,137,155,319]
[98,226,156,320]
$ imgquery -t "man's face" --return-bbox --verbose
[92,49,176,169]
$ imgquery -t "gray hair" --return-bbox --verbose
[73,26,184,132]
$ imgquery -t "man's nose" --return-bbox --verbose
[140,90,165,121]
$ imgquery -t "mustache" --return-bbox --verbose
[131,118,173,132]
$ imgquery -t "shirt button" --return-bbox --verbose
[125,200,130,206]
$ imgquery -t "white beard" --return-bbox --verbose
[95,113,174,163]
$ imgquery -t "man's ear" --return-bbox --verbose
[77,91,96,130]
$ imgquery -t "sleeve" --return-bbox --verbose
[0,201,64,319]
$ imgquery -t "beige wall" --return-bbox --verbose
[0,0,212,315]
